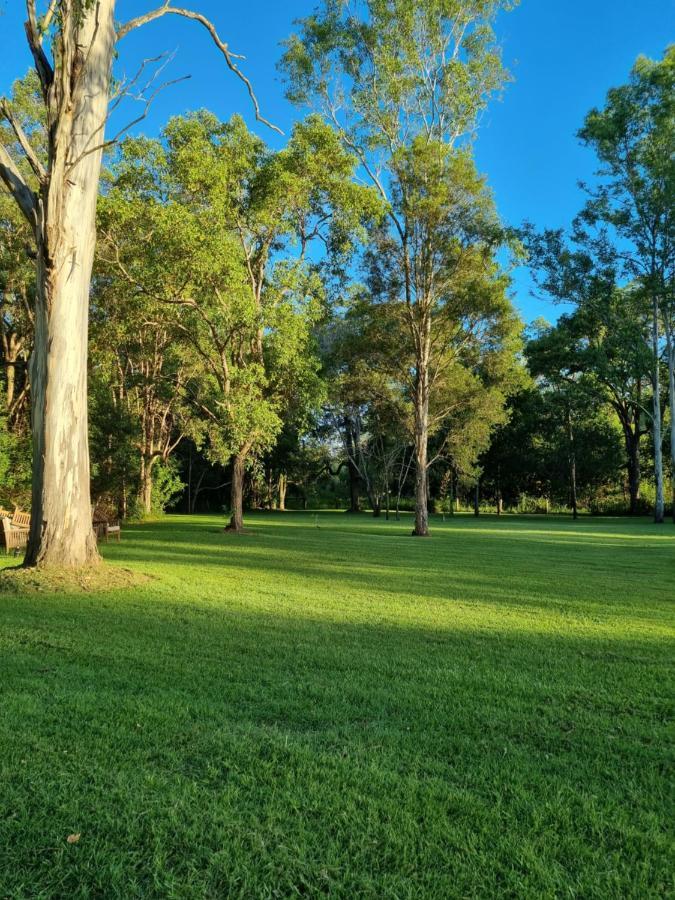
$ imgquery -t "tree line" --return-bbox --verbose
[0,2,672,570]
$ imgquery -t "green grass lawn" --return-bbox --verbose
[1,512,673,898]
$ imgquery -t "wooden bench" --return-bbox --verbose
[1,517,28,555]
[1,508,121,548]
[93,518,122,543]
[11,509,31,530]
[105,521,121,542]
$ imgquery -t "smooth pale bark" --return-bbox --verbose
[139,456,157,516]
[118,478,128,521]
[24,3,117,567]
[278,473,287,511]
[6,361,15,410]
[227,453,245,532]
[412,358,430,536]
[2,330,22,412]
[651,298,665,524]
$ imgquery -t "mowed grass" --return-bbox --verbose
[0,512,673,898]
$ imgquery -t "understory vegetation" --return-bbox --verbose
[1,513,672,897]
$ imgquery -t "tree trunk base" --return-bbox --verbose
[24,531,100,570]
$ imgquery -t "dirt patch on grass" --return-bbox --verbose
[0,564,154,595]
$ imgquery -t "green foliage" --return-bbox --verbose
[101,111,374,499]
[0,411,31,508]
[574,46,674,415]
[577,46,674,281]
[363,142,526,471]
[281,0,516,149]
[283,4,523,531]
[89,393,135,493]
[150,459,186,514]
[0,411,11,491]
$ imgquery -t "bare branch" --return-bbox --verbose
[116,3,282,134]
[0,143,38,229]
[25,0,54,96]
[0,98,47,182]
[65,71,191,176]
[40,0,59,39]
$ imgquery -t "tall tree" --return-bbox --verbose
[104,114,370,531]
[0,73,45,435]
[90,241,193,516]
[0,192,33,431]
[577,46,674,523]
[526,322,625,518]
[361,149,523,527]
[523,231,654,515]
[281,0,518,535]
[0,1,277,568]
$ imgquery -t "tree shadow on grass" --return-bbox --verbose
[101,516,675,629]
[0,581,671,897]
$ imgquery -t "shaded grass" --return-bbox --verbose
[0,512,673,897]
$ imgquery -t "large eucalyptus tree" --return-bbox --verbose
[281,0,518,535]
[0,1,276,567]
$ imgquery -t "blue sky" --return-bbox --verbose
[0,0,672,323]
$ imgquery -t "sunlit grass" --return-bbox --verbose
[1,512,673,897]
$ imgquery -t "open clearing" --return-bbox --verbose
[1,513,673,897]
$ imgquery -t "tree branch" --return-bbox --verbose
[0,143,38,229]
[116,3,282,134]
[25,0,54,96]
[65,70,191,176]
[0,98,47,182]
[40,0,59,39]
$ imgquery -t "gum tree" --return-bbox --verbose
[0,0,277,568]
[577,47,674,523]
[281,0,518,535]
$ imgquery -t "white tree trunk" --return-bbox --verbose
[412,363,430,536]
[412,323,431,537]
[139,455,157,516]
[25,1,117,567]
